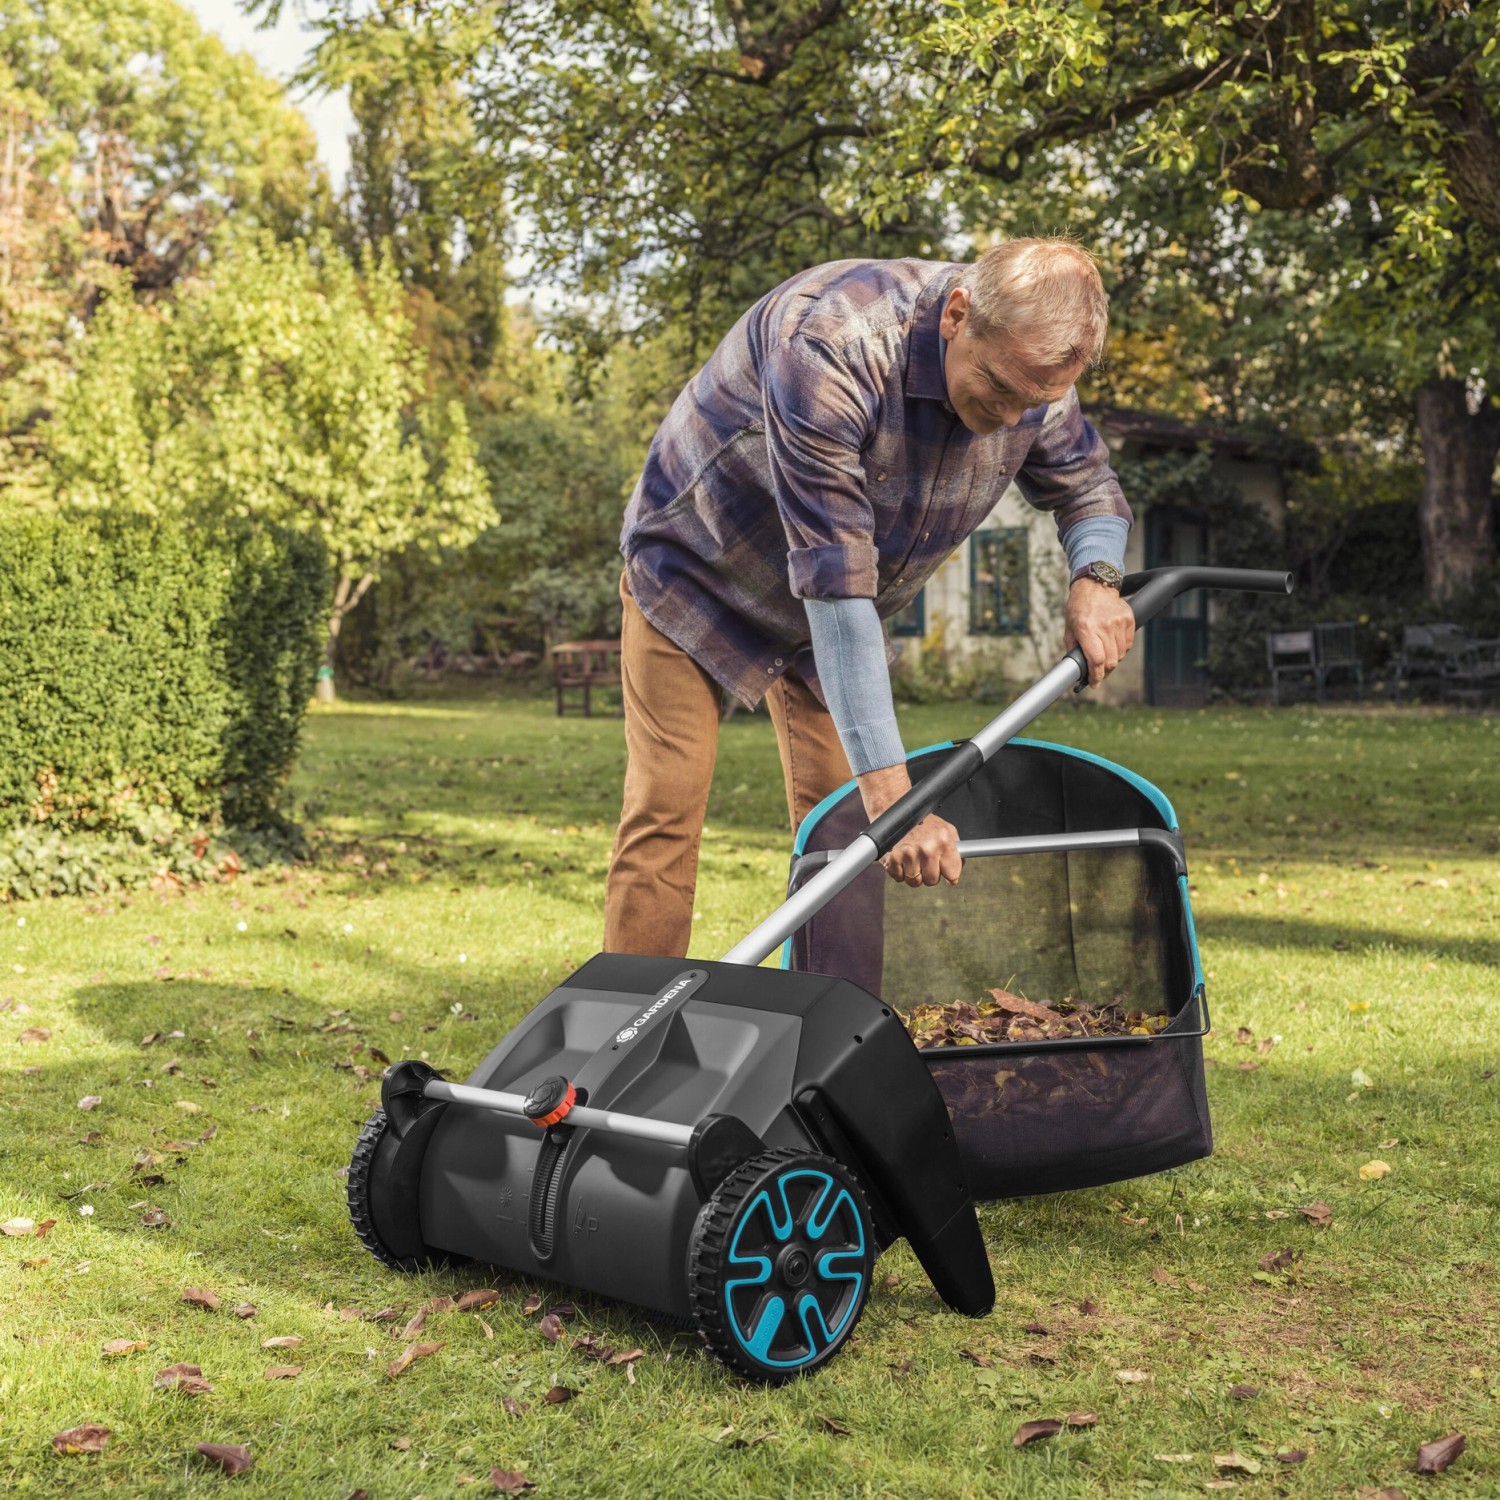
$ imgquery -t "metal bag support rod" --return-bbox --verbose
[421,1079,697,1147]
[721,565,1291,968]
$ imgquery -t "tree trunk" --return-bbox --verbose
[316,572,375,704]
[1415,380,1500,598]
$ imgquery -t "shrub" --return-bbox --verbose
[0,513,327,896]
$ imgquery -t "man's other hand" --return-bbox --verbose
[855,764,963,888]
[1064,578,1136,688]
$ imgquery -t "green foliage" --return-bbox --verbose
[48,233,490,576]
[0,513,328,892]
[0,0,330,502]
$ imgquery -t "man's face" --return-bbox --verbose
[938,287,1085,436]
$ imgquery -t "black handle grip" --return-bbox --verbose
[1071,566,1292,692]
[1120,566,1293,627]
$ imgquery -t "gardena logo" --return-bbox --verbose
[612,970,704,1047]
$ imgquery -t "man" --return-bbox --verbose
[604,237,1137,958]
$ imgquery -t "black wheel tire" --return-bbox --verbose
[346,1108,464,1274]
[688,1148,875,1384]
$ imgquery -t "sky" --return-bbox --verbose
[183,0,353,188]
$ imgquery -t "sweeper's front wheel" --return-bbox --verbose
[347,1108,464,1273]
[687,1148,875,1384]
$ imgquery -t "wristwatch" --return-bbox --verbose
[1071,560,1124,590]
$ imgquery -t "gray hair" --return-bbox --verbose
[956,236,1109,368]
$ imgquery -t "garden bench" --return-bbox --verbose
[551,639,623,718]
[1392,623,1469,702]
[1265,628,1318,704]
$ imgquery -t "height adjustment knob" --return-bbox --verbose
[522,1075,576,1128]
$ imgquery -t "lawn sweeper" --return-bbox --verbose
[348,565,1292,1383]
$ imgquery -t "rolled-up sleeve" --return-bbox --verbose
[1013,387,1134,544]
[761,335,880,599]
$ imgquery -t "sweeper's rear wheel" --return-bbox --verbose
[687,1148,874,1384]
[347,1108,463,1273]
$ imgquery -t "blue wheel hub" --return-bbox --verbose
[724,1166,867,1371]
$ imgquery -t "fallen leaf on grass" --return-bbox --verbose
[52,1423,111,1455]
[1298,1202,1333,1226]
[400,1309,428,1339]
[959,1348,994,1367]
[263,1365,302,1380]
[521,1293,543,1315]
[491,1471,537,1493]
[338,1307,365,1322]
[1115,1369,1150,1383]
[1214,1451,1262,1473]
[455,1289,501,1312]
[726,1432,774,1449]
[389,1437,412,1450]
[1276,1448,1308,1464]
[19,1026,51,1043]
[233,1303,257,1319]
[196,1442,252,1475]
[478,1318,495,1340]
[141,1208,171,1229]
[78,1096,102,1111]
[1233,1027,1253,1045]
[175,1100,201,1114]
[1228,1384,1261,1400]
[2,1217,36,1236]
[155,1363,214,1394]
[537,1312,567,1343]
[1359,1160,1392,1181]
[815,1414,850,1435]
[183,1287,220,1311]
[1021,1320,1050,1335]
[102,1339,148,1357]
[366,1307,399,1323]
[1416,1433,1465,1474]
[1150,1267,1178,1287]
[387,1341,445,1378]
[501,1397,529,1417]
[425,1295,456,1312]
[606,1347,644,1366]
[543,1385,578,1405]
[1203,1481,1235,1490]
[1013,1419,1062,1447]
[1154,1454,1195,1463]
[1065,1411,1097,1428]
[549,1301,577,1318]
[1078,1298,1098,1316]
[1258,1248,1298,1273]
[262,1336,302,1349]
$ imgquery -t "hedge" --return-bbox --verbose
[0,514,328,872]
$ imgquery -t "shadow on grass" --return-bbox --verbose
[1203,912,1500,968]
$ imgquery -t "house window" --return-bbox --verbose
[889,589,925,638]
[969,528,1029,635]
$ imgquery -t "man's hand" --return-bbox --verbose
[1064,578,1137,688]
[855,763,963,888]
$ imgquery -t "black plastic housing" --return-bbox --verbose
[380,954,993,1319]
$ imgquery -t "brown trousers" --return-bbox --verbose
[603,572,854,957]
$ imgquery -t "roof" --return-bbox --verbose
[1082,403,1317,468]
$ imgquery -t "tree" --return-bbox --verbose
[0,0,330,501]
[276,0,1500,595]
[46,232,492,699]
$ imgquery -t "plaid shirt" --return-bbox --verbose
[621,257,1132,710]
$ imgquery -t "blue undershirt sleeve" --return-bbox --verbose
[803,596,906,776]
[1061,515,1130,576]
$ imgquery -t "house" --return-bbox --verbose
[889,404,1313,706]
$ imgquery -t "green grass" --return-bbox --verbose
[2,689,1498,1498]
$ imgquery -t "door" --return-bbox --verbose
[1144,507,1209,707]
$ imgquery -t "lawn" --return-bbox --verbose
[2,688,1498,1498]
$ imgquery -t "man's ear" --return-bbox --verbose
[938,286,969,341]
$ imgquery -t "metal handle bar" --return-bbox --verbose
[719,565,1291,968]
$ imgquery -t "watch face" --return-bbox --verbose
[1091,562,1123,586]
